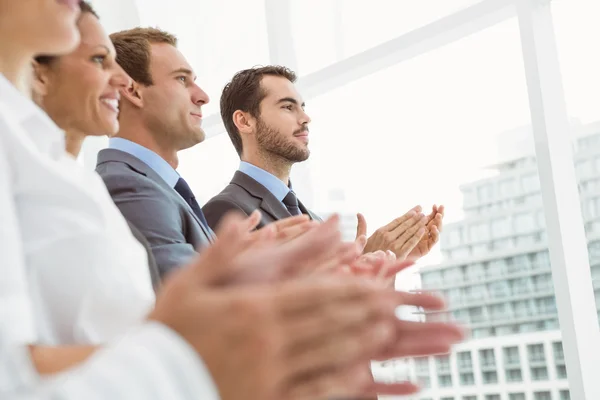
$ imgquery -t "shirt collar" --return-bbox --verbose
[0,74,65,157]
[239,161,291,202]
[109,137,180,187]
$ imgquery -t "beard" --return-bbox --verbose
[255,118,310,163]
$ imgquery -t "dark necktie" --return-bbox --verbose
[282,190,302,216]
[174,177,210,230]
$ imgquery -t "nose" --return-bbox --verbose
[300,108,311,125]
[191,83,210,106]
[111,64,131,90]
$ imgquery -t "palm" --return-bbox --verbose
[408,205,444,260]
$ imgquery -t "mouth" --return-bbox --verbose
[294,132,309,144]
[100,98,119,114]
[190,113,203,124]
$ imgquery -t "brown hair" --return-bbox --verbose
[34,1,98,65]
[109,27,177,86]
[220,65,297,156]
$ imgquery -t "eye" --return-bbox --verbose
[177,76,187,83]
[283,104,293,110]
[91,55,106,64]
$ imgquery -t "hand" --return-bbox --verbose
[339,251,413,288]
[245,211,319,244]
[407,205,445,259]
[211,212,361,285]
[149,214,447,400]
[356,206,428,259]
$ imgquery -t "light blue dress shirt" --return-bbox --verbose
[238,161,291,202]
[109,138,180,187]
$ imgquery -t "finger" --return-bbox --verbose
[382,207,420,232]
[370,381,420,396]
[389,211,425,241]
[242,209,262,231]
[395,226,426,259]
[393,290,446,310]
[272,214,311,231]
[278,220,319,242]
[375,259,415,281]
[285,364,373,400]
[429,224,440,245]
[355,234,368,252]
[356,213,367,239]
[287,321,394,380]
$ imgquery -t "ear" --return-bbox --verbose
[232,110,255,137]
[120,80,144,109]
[31,60,50,98]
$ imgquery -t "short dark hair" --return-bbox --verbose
[109,28,177,86]
[35,1,99,65]
[220,65,297,156]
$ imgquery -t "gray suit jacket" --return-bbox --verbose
[96,148,213,278]
[203,170,322,231]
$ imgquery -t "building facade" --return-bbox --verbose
[401,123,600,400]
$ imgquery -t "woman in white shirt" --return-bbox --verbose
[2,0,155,350]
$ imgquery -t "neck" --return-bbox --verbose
[243,151,293,185]
[117,117,179,169]
[64,130,86,158]
[0,44,34,96]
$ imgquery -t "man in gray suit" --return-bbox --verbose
[203,66,445,262]
[96,27,213,278]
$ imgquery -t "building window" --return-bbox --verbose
[479,349,496,367]
[438,374,452,387]
[485,395,501,400]
[556,365,567,379]
[469,307,485,323]
[535,296,557,315]
[463,396,477,400]
[505,368,523,382]
[478,184,493,202]
[532,273,553,292]
[553,342,564,362]
[441,397,455,400]
[470,222,490,242]
[531,366,549,381]
[489,281,510,298]
[435,355,451,373]
[514,212,536,233]
[492,216,511,237]
[414,357,430,374]
[509,394,526,400]
[510,278,532,296]
[512,299,534,317]
[560,390,571,400]
[534,392,552,400]
[444,267,464,284]
[457,351,473,370]
[417,376,430,389]
[528,344,546,363]
[460,372,475,386]
[482,371,498,384]
[503,346,520,365]
[489,303,509,320]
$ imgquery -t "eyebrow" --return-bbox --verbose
[276,97,305,107]
[170,68,196,80]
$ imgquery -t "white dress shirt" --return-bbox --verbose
[1,323,220,400]
[0,73,156,345]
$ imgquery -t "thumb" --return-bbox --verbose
[356,213,367,240]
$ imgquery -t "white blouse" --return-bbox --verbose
[0,74,155,346]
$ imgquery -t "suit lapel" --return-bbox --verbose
[97,149,215,242]
[231,171,291,221]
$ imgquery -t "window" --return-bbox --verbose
[414,357,430,374]
[557,365,567,379]
[505,368,522,382]
[441,397,455,400]
[438,374,453,387]
[444,267,464,283]
[510,278,532,296]
[534,392,552,400]
[448,227,464,247]
[499,179,516,197]
[503,346,520,365]
[460,372,475,386]
[492,217,511,237]
[485,395,501,400]
[466,263,486,281]
[489,281,511,298]
[463,396,477,400]
[509,394,526,400]
[528,344,546,363]
[421,271,442,288]
[435,355,451,373]
[560,390,571,400]
[535,296,557,314]
[489,303,509,320]
[532,274,553,292]
[514,212,536,233]
[488,259,507,276]
[457,351,473,370]
[469,222,490,242]
[478,184,493,203]
[469,306,485,323]
[418,376,431,389]
[531,366,549,381]
[482,371,498,384]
